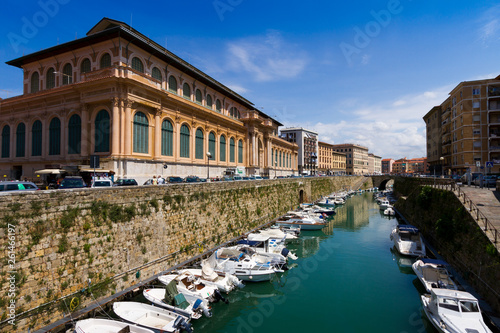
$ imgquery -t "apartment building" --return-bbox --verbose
[281,128,318,175]
[381,158,394,174]
[330,143,369,175]
[318,141,347,174]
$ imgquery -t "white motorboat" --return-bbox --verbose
[421,289,492,333]
[412,258,458,293]
[390,224,426,257]
[276,213,327,231]
[379,199,391,210]
[242,234,298,260]
[269,224,301,237]
[158,271,222,303]
[206,247,277,282]
[227,244,288,271]
[177,261,244,293]
[112,301,192,333]
[316,197,336,207]
[300,204,336,216]
[143,285,211,320]
[384,206,395,216]
[74,318,155,333]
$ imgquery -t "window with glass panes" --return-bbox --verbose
[32,121,42,156]
[206,94,213,109]
[209,132,216,160]
[68,114,81,154]
[152,67,162,81]
[100,53,111,68]
[168,76,177,93]
[81,58,91,73]
[238,140,243,163]
[132,57,144,73]
[16,123,25,157]
[216,99,222,113]
[49,118,61,155]
[31,72,39,93]
[161,120,173,156]
[195,129,204,159]
[180,125,190,158]
[62,64,72,85]
[133,112,149,154]
[220,135,226,162]
[1,125,10,158]
[95,110,110,152]
[230,138,235,162]
[195,89,202,104]
[46,68,55,89]
[183,83,191,99]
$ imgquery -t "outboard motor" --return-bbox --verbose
[192,298,212,318]
[173,316,193,333]
[213,289,229,304]
[281,247,298,261]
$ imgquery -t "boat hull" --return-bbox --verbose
[276,221,326,230]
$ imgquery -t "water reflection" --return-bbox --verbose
[390,246,416,275]
[332,194,373,231]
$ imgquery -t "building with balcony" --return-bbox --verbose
[330,143,369,175]
[280,127,317,175]
[424,74,500,175]
[318,141,347,175]
[0,18,298,183]
[368,153,382,174]
[392,158,408,174]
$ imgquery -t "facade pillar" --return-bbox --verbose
[111,97,120,156]
[251,132,256,167]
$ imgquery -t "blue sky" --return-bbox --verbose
[1,0,500,159]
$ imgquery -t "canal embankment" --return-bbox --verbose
[0,176,368,332]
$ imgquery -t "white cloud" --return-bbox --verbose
[478,5,500,45]
[283,85,452,159]
[226,84,249,94]
[226,30,308,82]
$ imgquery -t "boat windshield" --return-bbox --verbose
[438,297,459,312]
[459,300,479,313]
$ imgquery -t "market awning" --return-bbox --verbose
[35,169,64,174]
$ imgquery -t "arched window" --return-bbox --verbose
[31,120,42,156]
[16,123,25,158]
[229,107,235,118]
[274,150,278,167]
[100,53,111,68]
[49,117,61,155]
[229,138,235,163]
[81,58,91,73]
[95,110,110,153]
[62,63,72,85]
[279,151,282,167]
[215,99,222,113]
[183,83,191,99]
[152,67,162,81]
[133,112,149,154]
[131,57,144,73]
[195,89,202,104]
[180,124,190,158]
[195,129,204,159]
[31,72,39,93]
[1,125,10,158]
[161,119,173,156]
[206,94,213,109]
[168,76,177,93]
[238,140,243,163]
[220,135,226,162]
[209,132,216,160]
[236,110,241,119]
[68,114,81,155]
[46,68,55,89]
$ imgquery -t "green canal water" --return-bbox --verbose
[192,192,437,333]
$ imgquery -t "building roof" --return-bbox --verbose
[280,127,318,135]
[6,18,283,126]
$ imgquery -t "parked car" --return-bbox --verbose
[254,176,263,180]
[59,176,86,189]
[92,179,113,188]
[0,181,39,194]
[184,176,201,183]
[483,175,498,187]
[167,176,184,183]
[232,175,243,181]
[114,178,138,186]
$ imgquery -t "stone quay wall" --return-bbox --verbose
[0,176,366,332]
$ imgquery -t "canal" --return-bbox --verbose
[192,192,436,333]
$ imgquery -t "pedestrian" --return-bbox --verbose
[152,175,157,185]
[158,175,165,184]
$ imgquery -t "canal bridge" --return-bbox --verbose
[370,175,396,190]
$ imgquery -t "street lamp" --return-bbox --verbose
[206,151,212,181]
[440,156,444,178]
[54,71,72,84]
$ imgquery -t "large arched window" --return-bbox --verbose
[180,124,190,158]
[31,120,42,156]
[133,112,149,154]
[183,83,191,99]
[229,107,236,118]
[161,119,173,156]
[209,132,216,160]
[220,135,226,162]
[49,117,61,155]
[46,68,55,89]
[229,138,235,163]
[1,125,10,158]
[152,67,162,81]
[62,63,72,85]
[30,72,39,93]
[131,57,144,73]
[168,76,177,93]
[274,150,278,166]
[195,129,204,159]
[195,89,202,104]
[100,53,111,68]
[95,110,110,153]
[68,114,81,155]
[16,123,25,158]
[81,58,91,73]
[206,94,213,109]
[279,151,282,167]
[215,99,222,113]
[238,140,243,163]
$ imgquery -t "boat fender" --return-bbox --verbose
[214,289,229,304]
[174,317,193,333]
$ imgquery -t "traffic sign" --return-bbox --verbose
[486,161,494,168]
